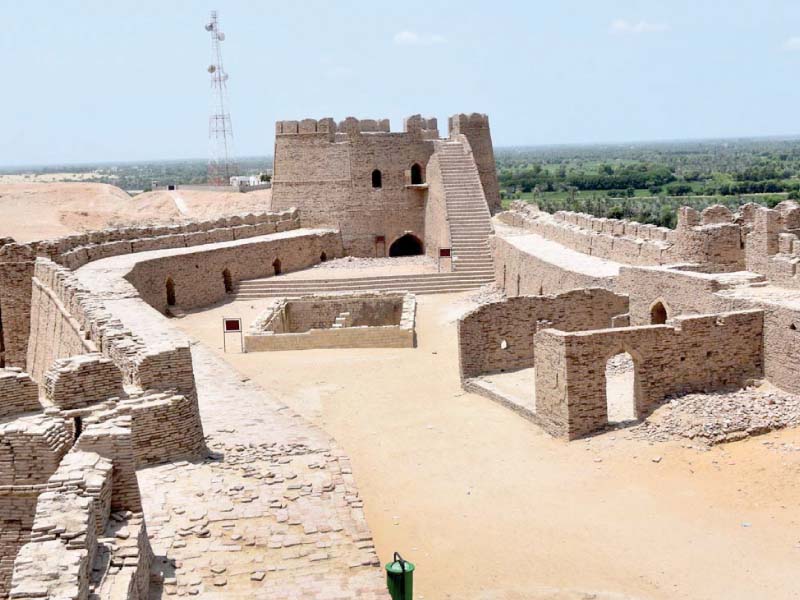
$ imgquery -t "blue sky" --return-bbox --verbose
[3,0,800,165]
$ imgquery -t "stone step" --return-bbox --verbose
[235,279,494,298]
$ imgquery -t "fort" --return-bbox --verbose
[0,111,799,599]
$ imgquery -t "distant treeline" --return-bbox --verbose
[495,137,800,227]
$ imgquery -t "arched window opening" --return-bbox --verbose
[650,301,668,325]
[410,163,423,185]
[605,352,638,424]
[371,169,382,189]
[272,258,282,276]
[388,234,423,257]
[222,268,233,294]
[320,251,327,262]
[165,278,176,307]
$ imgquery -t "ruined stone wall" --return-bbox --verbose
[448,114,501,213]
[614,264,800,395]
[492,236,618,296]
[498,203,745,270]
[0,405,72,597]
[43,354,125,411]
[280,296,403,332]
[0,210,300,369]
[271,116,436,256]
[457,288,629,379]
[27,262,99,383]
[246,293,416,352]
[0,369,40,420]
[124,229,342,313]
[616,266,731,326]
[743,204,800,287]
[534,310,764,439]
[26,259,197,400]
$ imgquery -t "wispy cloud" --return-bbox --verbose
[393,31,446,46]
[783,37,800,51]
[610,19,670,34]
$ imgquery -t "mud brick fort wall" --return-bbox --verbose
[533,310,764,439]
[457,288,629,379]
[271,113,500,256]
[0,209,301,369]
[497,202,745,273]
[125,229,341,313]
[491,235,619,297]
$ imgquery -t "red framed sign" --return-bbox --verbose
[222,317,244,352]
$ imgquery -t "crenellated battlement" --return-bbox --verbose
[448,112,490,136]
[275,115,439,138]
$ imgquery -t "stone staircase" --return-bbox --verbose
[234,271,494,299]
[436,141,494,274]
[332,311,351,328]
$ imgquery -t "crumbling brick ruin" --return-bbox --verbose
[0,208,386,598]
[458,198,800,439]
[245,292,416,351]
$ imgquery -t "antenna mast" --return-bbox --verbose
[205,10,237,185]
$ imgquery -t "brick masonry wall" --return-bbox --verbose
[457,288,629,379]
[246,293,416,352]
[0,489,39,599]
[492,236,618,297]
[271,120,433,256]
[0,210,301,369]
[0,369,41,420]
[43,354,124,411]
[615,265,800,395]
[499,203,745,270]
[125,230,342,313]
[534,310,764,439]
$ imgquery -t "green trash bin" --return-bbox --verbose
[385,552,414,600]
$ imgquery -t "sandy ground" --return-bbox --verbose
[0,183,272,242]
[174,291,800,600]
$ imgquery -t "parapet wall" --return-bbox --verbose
[124,229,342,313]
[275,115,438,139]
[534,310,764,439]
[492,235,620,297]
[0,209,300,368]
[499,203,745,271]
[457,288,629,380]
[26,260,197,401]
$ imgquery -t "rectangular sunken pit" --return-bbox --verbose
[244,292,416,351]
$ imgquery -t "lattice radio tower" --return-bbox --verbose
[205,11,238,185]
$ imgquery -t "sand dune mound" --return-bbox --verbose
[0,183,273,243]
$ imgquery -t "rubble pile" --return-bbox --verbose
[630,385,800,445]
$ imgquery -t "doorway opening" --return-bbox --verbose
[222,268,233,294]
[320,251,327,262]
[389,234,423,257]
[605,352,638,424]
[165,278,176,307]
[272,258,282,276]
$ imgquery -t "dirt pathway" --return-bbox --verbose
[175,292,800,600]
